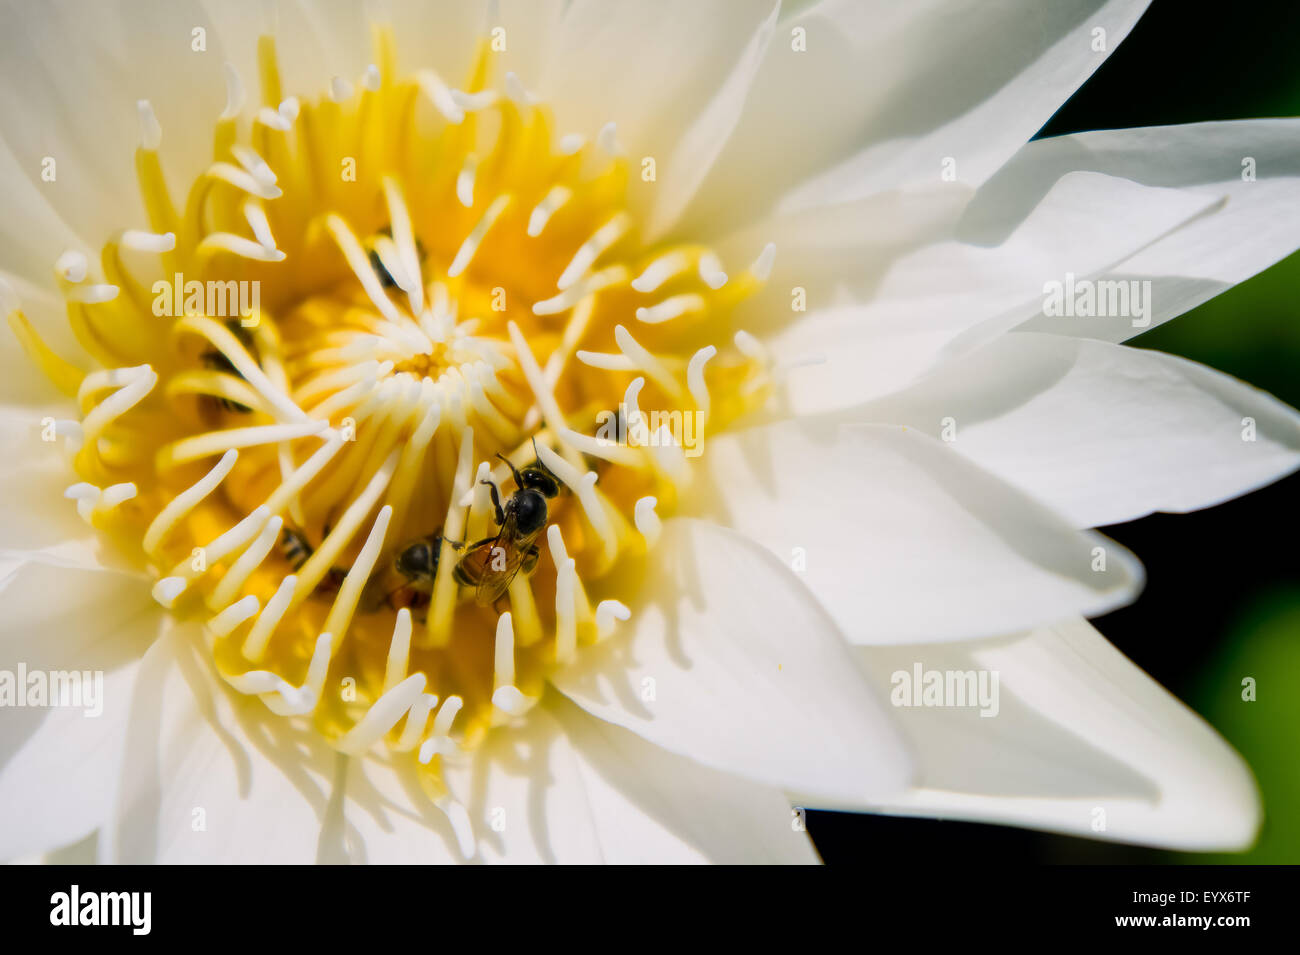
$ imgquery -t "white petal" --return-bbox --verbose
[551,518,913,808]
[551,694,820,863]
[691,420,1142,643]
[844,618,1260,850]
[682,0,1151,234]
[438,703,605,863]
[102,616,340,864]
[0,404,140,573]
[861,333,1300,527]
[0,562,157,860]
[1000,120,1300,342]
[543,0,784,231]
[766,171,1218,413]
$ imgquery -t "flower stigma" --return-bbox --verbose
[5,24,779,835]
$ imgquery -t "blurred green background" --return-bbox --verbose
[810,0,1300,864]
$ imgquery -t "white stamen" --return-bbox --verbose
[751,242,777,281]
[231,145,277,187]
[337,673,427,755]
[575,349,636,372]
[121,230,176,253]
[556,213,630,291]
[221,62,245,119]
[687,345,716,422]
[383,608,413,694]
[255,106,291,131]
[66,284,119,304]
[504,71,532,105]
[161,420,327,467]
[631,251,690,293]
[734,329,766,360]
[447,194,510,277]
[137,100,162,150]
[531,265,626,316]
[242,574,297,661]
[635,293,705,324]
[197,232,286,263]
[456,156,477,208]
[242,202,278,252]
[698,252,728,289]
[554,557,577,664]
[526,185,571,238]
[152,577,187,607]
[414,69,464,122]
[278,97,299,124]
[595,599,631,639]
[206,162,283,199]
[634,496,662,546]
[395,693,439,751]
[558,132,585,155]
[362,64,381,91]
[330,75,354,102]
[597,121,620,155]
[209,594,260,639]
[209,515,283,611]
[55,251,88,284]
[449,88,497,111]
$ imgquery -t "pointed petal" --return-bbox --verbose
[692,420,1142,643]
[551,694,820,863]
[843,618,1260,850]
[981,120,1300,342]
[102,617,340,864]
[0,561,157,859]
[861,333,1300,527]
[552,518,913,807]
[683,0,1152,234]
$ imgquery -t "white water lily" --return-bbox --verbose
[1,0,1297,864]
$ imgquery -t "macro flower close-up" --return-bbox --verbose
[2,0,1298,869]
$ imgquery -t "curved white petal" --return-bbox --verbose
[765,170,1218,413]
[0,404,143,573]
[0,562,158,860]
[691,420,1142,643]
[0,0,228,248]
[102,616,339,864]
[860,333,1300,527]
[552,518,912,807]
[841,618,1260,850]
[542,0,783,234]
[550,694,820,863]
[681,0,1151,235]
[975,120,1300,342]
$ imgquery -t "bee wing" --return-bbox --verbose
[473,516,530,607]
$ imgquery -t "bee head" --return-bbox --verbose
[512,488,549,536]
[395,538,437,583]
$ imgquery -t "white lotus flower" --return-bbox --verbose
[2,0,1297,864]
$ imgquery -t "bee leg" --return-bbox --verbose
[481,478,505,525]
[522,543,540,574]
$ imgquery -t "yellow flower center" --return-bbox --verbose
[6,26,775,820]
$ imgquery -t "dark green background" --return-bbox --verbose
[810,0,1300,864]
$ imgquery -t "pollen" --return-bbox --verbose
[6,25,775,846]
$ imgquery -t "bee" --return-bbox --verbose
[386,531,448,613]
[366,226,427,290]
[280,526,349,596]
[453,452,560,606]
[199,320,257,414]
